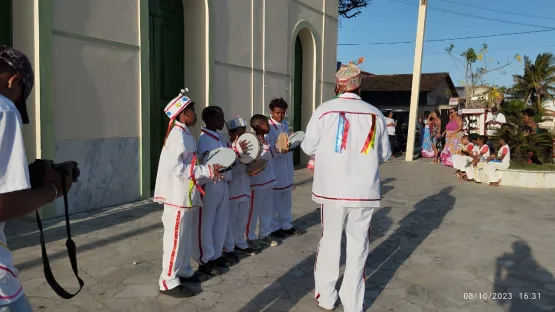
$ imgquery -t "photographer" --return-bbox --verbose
[0,46,75,311]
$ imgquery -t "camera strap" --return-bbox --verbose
[35,170,84,299]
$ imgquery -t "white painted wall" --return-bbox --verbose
[37,0,337,215]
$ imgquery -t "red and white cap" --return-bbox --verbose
[164,89,192,120]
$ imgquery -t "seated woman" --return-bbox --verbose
[479,135,511,186]
[522,108,539,135]
[465,135,490,183]
[454,133,478,179]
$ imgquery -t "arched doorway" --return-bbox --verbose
[0,0,12,46]
[292,28,315,165]
[149,0,185,189]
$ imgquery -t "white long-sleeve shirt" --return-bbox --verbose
[154,122,213,208]
[268,117,294,191]
[226,141,250,202]
[250,135,276,190]
[301,93,391,208]
[197,128,232,182]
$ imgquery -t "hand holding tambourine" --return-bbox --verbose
[276,133,289,153]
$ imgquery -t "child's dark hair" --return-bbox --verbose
[269,98,289,111]
[201,106,222,123]
[499,134,509,143]
[424,111,430,119]
[250,114,268,128]
[478,135,488,144]
[468,133,479,141]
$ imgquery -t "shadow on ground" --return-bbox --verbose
[493,240,555,312]
[235,178,399,312]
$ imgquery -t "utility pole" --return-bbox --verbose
[405,0,428,161]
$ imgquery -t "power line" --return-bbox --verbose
[339,44,555,60]
[437,0,555,21]
[338,28,555,46]
[388,0,554,30]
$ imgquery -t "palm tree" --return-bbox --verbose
[511,53,555,115]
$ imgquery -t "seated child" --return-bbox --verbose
[465,135,490,183]
[454,133,478,179]
[479,135,511,186]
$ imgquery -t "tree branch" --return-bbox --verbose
[339,0,370,18]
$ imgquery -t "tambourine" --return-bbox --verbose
[204,147,237,173]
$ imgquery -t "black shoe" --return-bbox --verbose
[271,229,287,238]
[235,246,258,255]
[160,285,196,298]
[283,226,306,235]
[223,251,239,264]
[214,257,229,268]
[197,261,221,276]
[179,272,202,284]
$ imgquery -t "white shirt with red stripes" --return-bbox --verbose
[227,141,250,203]
[197,128,232,182]
[153,122,213,208]
[250,134,276,190]
[301,93,391,208]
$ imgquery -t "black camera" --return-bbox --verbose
[28,160,80,188]
[52,162,80,183]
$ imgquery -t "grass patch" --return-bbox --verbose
[509,162,555,171]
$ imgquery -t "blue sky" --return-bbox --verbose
[337,0,555,88]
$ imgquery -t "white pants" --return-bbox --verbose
[270,189,293,232]
[479,162,509,184]
[314,203,374,312]
[224,200,250,251]
[246,188,273,240]
[453,155,473,171]
[465,164,478,181]
[192,182,229,264]
[159,205,196,291]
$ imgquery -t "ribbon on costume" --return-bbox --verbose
[361,114,377,154]
[334,112,349,153]
[189,154,205,205]
[163,118,176,146]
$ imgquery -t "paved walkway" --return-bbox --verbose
[6,159,555,312]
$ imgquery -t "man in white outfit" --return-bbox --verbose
[267,98,306,238]
[301,60,391,312]
[154,92,223,297]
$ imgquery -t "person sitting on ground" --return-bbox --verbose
[480,135,511,186]
[466,135,490,183]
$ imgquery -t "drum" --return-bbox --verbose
[276,132,289,153]
[247,159,267,177]
[233,133,261,165]
[204,147,237,172]
[288,131,305,150]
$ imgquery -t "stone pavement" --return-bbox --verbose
[6,159,555,312]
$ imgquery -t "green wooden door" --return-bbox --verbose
[149,0,184,190]
[0,0,12,46]
[293,36,303,166]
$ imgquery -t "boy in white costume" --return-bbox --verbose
[222,116,259,260]
[466,135,490,183]
[154,91,223,297]
[246,115,279,249]
[193,106,232,276]
[301,59,391,312]
[479,135,511,186]
[453,133,477,178]
[267,98,306,238]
